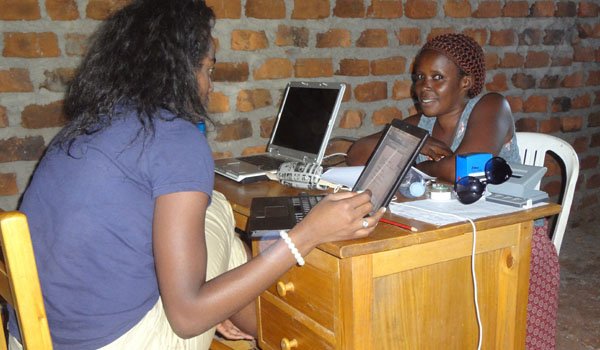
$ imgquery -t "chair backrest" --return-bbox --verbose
[0,211,53,349]
[516,132,580,255]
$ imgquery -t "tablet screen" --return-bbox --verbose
[352,120,428,215]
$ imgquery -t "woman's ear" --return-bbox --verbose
[460,75,473,94]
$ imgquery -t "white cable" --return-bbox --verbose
[399,204,482,350]
[323,152,347,159]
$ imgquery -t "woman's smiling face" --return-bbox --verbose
[412,49,472,118]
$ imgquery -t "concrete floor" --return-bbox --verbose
[556,220,600,350]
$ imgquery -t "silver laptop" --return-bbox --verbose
[215,81,346,183]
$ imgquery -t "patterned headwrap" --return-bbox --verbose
[419,33,486,98]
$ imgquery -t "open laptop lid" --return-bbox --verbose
[352,119,429,215]
[266,81,346,164]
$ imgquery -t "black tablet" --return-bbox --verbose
[352,119,429,215]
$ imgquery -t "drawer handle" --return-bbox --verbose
[276,281,295,297]
[280,337,298,350]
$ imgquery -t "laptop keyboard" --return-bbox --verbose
[240,155,286,169]
[291,194,325,223]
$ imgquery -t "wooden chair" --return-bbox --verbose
[0,211,52,349]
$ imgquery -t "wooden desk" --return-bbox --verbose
[215,176,561,350]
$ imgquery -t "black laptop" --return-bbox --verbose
[246,119,429,238]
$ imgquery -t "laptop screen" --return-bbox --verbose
[270,84,343,156]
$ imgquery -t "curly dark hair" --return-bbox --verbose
[418,33,486,98]
[55,0,215,149]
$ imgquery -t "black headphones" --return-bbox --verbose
[454,157,512,204]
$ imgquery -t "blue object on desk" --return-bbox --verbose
[197,121,206,135]
[455,152,492,181]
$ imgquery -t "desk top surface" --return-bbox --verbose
[215,175,561,258]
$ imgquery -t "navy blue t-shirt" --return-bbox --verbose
[9,110,214,349]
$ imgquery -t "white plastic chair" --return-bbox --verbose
[516,132,579,255]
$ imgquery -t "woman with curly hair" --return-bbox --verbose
[348,33,559,350]
[348,33,520,182]
[8,1,383,349]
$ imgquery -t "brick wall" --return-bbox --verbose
[1,0,598,226]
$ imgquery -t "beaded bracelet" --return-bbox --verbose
[279,230,305,266]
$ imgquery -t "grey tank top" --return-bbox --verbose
[416,95,520,164]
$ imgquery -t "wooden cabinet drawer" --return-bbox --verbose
[266,249,337,330]
[258,296,334,350]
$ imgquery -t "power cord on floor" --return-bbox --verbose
[399,204,483,350]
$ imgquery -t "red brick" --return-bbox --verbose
[588,71,600,86]
[356,29,388,47]
[212,150,233,159]
[486,73,508,92]
[539,117,561,133]
[213,62,249,82]
[560,116,583,132]
[231,30,268,51]
[572,94,591,109]
[523,95,548,112]
[253,58,293,80]
[507,96,524,113]
[542,179,561,197]
[294,58,334,78]
[333,0,365,18]
[259,117,276,138]
[543,29,565,45]
[21,101,67,129]
[236,89,272,112]
[205,0,241,18]
[354,81,387,102]
[586,174,600,189]
[444,0,471,18]
[539,75,561,89]
[246,0,285,19]
[531,1,555,16]
[500,53,524,68]
[275,25,309,47]
[485,52,500,70]
[573,137,589,154]
[0,136,45,162]
[515,117,537,131]
[3,32,60,58]
[46,0,79,20]
[525,51,550,68]
[392,80,412,100]
[463,29,488,46]
[581,155,599,170]
[589,111,600,127]
[427,28,454,41]
[573,45,596,62]
[405,0,437,18]
[371,56,406,76]
[0,106,7,128]
[372,107,402,126]
[511,73,536,89]
[552,96,571,112]
[64,33,89,57]
[207,92,230,114]
[0,173,18,196]
[0,69,33,92]
[490,29,515,46]
[578,1,599,17]
[316,29,352,48]
[367,0,402,18]
[503,1,529,16]
[342,85,352,101]
[86,0,128,20]
[242,145,268,156]
[396,28,421,45]
[595,90,600,104]
[551,55,572,67]
[40,68,76,92]
[336,59,370,76]
[556,1,577,17]
[0,0,40,20]
[339,109,365,128]
[473,1,502,18]
[215,119,252,142]
[592,131,600,147]
[519,28,543,45]
[291,0,330,19]
[562,71,585,87]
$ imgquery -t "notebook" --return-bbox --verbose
[214,81,346,183]
[247,119,429,237]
